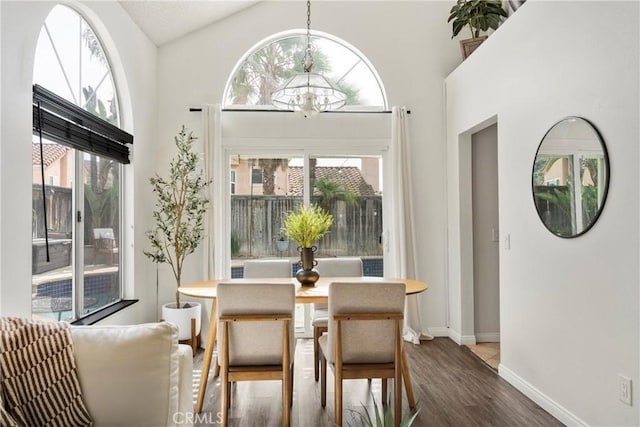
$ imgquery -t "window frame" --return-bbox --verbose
[251,167,263,186]
[222,29,388,111]
[210,111,393,280]
[31,5,130,322]
[230,170,237,194]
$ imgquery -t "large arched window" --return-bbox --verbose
[224,31,387,111]
[32,5,124,322]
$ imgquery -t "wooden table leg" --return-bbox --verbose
[401,343,416,408]
[195,301,217,414]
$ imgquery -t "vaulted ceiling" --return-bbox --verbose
[118,1,260,46]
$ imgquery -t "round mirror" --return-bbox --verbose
[532,117,609,238]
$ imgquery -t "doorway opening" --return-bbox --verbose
[466,123,501,369]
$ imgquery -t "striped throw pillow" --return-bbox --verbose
[1,391,19,427]
[0,318,93,427]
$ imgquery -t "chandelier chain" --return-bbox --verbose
[307,0,311,35]
[270,0,347,115]
[304,0,313,73]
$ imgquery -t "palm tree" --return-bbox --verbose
[229,38,299,105]
[315,178,357,210]
[257,158,289,195]
[229,36,360,107]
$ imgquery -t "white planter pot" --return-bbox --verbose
[161,302,201,341]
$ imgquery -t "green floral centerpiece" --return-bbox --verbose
[281,204,333,286]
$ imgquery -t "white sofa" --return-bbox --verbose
[70,321,194,427]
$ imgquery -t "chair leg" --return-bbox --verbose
[320,353,327,408]
[282,366,290,427]
[395,363,403,427]
[335,370,343,427]
[313,326,320,381]
[220,369,228,426]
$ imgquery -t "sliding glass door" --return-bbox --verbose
[227,152,383,334]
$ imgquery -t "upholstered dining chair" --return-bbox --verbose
[243,259,292,278]
[212,260,292,379]
[312,257,363,381]
[319,281,405,427]
[216,282,296,427]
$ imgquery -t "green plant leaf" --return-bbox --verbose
[347,393,420,427]
[449,0,507,39]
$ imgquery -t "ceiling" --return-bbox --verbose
[118,1,260,46]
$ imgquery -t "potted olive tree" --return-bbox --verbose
[144,125,210,340]
[448,0,508,58]
[281,204,333,286]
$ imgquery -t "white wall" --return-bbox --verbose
[446,1,639,425]
[0,0,158,324]
[155,1,461,336]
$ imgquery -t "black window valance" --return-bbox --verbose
[32,84,133,164]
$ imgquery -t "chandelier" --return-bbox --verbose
[271,0,346,117]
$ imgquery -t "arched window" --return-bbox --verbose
[34,5,119,124]
[32,5,124,321]
[224,31,387,111]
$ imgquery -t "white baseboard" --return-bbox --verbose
[425,326,449,337]
[475,332,500,342]
[448,328,476,345]
[499,364,587,426]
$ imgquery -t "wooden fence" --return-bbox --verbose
[32,188,384,259]
[32,185,118,245]
[230,195,383,258]
[32,185,72,239]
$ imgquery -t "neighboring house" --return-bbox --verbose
[230,158,289,196]
[31,143,72,188]
[231,160,379,197]
[287,166,377,197]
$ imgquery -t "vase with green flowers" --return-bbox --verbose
[281,204,333,286]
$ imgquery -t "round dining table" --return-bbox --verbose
[179,276,428,413]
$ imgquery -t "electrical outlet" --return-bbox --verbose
[619,375,632,406]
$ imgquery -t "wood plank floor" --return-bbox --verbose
[192,338,563,426]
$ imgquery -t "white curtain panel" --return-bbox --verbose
[202,104,223,280]
[391,106,433,344]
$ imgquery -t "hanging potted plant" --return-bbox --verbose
[448,0,508,59]
[144,125,210,340]
[281,204,333,286]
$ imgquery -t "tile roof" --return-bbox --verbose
[32,143,70,167]
[287,166,376,196]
